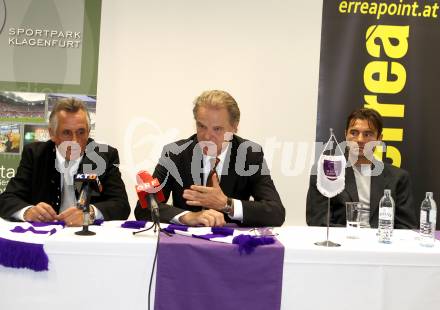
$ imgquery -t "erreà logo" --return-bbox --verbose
[0,0,6,35]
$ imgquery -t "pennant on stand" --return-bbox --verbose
[316,129,346,198]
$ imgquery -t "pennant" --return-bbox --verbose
[317,129,346,198]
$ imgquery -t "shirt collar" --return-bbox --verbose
[353,164,372,177]
[203,142,230,167]
[55,146,83,176]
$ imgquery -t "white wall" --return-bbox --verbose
[96,0,323,225]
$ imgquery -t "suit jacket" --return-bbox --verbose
[135,134,285,227]
[0,139,130,221]
[306,163,417,229]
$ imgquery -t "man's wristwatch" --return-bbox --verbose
[221,197,234,216]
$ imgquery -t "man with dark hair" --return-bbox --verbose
[306,107,417,229]
[0,98,130,226]
[135,90,285,227]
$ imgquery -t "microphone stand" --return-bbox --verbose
[132,193,171,310]
[133,194,171,236]
[75,183,96,236]
[314,128,341,247]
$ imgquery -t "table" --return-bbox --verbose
[0,221,156,310]
[277,226,440,310]
[1,221,440,310]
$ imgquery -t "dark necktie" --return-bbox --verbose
[206,157,220,187]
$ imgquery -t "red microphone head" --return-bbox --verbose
[136,170,165,209]
[136,170,153,184]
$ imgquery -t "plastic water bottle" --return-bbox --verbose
[378,189,394,243]
[419,192,437,247]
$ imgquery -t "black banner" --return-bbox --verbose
[317,0,440,227]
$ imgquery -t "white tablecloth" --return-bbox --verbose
[0,220,157,310]
[1,221,440,310]
[276,226,440,310]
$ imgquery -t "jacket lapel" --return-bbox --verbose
[343,166,359,202]
[184,136,203,186]
[48,143,62,213]
[219,138,237,197]
[75,139,98,195]
[370,165,386,221]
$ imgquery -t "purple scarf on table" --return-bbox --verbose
[155,225,285,310]
[0,220,103,272]
[163,224,275,254]
[0,222,62,272]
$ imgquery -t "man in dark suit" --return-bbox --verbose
[0,98,130,226]
[135,90,285,227]
[306,108,417,229]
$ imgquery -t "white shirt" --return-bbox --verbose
[171,143,244,224]
[352,165,371,226]
[12,147,103,221]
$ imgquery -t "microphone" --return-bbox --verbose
[136,170,164,223]
[74,173,103,211]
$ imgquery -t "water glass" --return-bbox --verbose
[346,202,362,239]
